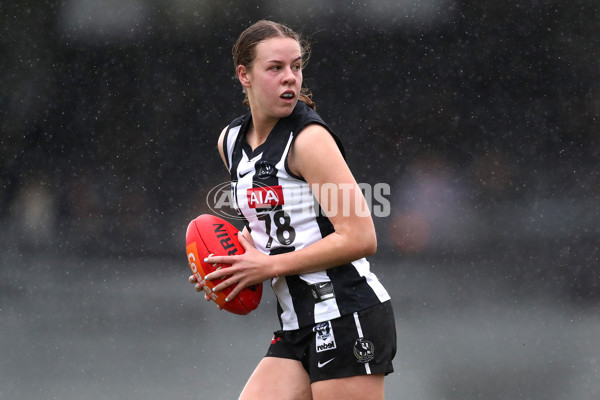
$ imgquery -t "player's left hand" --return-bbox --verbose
[204,232,272,302]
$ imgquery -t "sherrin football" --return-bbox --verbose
[186,214,262,315]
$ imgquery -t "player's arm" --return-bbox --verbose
[269,124,377,272]
[205,124,376,299]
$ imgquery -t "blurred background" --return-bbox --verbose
[1,0,599,399]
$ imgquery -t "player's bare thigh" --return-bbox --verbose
[311,373,385,400]
[239,357,312,400]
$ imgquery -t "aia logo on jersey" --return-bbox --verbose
[247,185,284,208]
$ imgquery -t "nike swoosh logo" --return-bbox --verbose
[239,170,251,178]
[317,358,335,368]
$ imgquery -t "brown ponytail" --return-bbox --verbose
[298,91,315,110]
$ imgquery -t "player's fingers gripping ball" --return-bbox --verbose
[186,214,262,315]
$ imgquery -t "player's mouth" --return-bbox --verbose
[280,90,296,101]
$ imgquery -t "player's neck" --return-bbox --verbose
[247,117,277,151]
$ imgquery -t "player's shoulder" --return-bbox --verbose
[295,123,333,145]
[217,125,230,170]
[218,125,229,145]
[294,124,341,158]
[289,124,344,176]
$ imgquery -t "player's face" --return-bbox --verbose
[242,37,303,119]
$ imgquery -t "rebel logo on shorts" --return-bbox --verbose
[314,321,337,353]
[353,337,375,363]
[247,185,284,208]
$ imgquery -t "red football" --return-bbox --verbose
[185,214,262,315]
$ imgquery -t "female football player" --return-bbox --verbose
[189,20,396,400]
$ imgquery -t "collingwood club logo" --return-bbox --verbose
[256,161,275,179]
[353,338,375,363]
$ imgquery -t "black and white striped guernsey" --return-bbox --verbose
[222,101,390,331]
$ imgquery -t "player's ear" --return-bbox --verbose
[238,65,251,88]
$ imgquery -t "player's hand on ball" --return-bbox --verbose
[205,232,272,302]
[185,214,263,315]
[189,274,207,296]
[188,274,223,309]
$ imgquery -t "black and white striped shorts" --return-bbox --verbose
[266,301,397,383]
